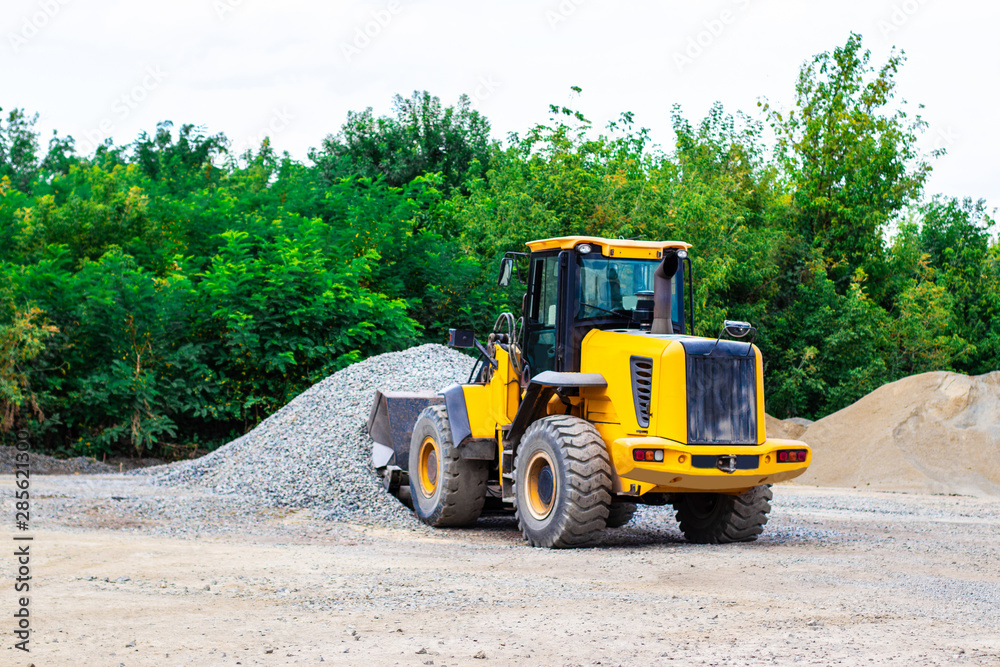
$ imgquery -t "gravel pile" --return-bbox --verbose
[0,446,118,474]
[139,344,474,525]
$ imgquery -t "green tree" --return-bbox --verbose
[887,197,995,374]
[0,107,40,193]
[11,163,180,270]
[764,33,933,290]
[193,222,419,427]
[0,302,57,433]
[310,91,492,191]
[133,121,228,196]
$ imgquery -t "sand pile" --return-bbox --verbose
[774,371,1000,497]
[765,414,811,441]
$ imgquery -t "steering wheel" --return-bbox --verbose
[579,302,628,318]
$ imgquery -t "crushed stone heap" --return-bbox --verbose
[0,447,117,475]
[141,344,473,523]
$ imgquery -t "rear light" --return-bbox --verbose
[776,449,807,464]
[633,449,664,462]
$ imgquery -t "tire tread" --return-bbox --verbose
[605,502,637,528]
[673,485,772,544]
[409,405,487,527]
[514,415,612,548]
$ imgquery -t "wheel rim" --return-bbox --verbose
[417,436,439,498]
[525,450,556,520]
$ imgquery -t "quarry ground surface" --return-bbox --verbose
[3,476,999,667]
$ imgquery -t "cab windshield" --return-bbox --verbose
[577,254,684,332]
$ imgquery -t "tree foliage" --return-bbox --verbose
[764,32,933,289]
[310,91,491,191]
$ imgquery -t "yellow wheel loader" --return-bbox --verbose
[367,236,811,548]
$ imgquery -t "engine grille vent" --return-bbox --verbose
[686,354,757,445]
[630,356,654,428]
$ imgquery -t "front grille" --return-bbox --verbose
[686,354,757,444]
[630,356,653,428]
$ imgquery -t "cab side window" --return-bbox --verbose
[525,254,559,375]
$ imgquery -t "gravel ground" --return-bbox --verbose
[135,344,474,526]
[6,476,999,666]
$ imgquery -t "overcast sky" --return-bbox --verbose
[4,0,998,209]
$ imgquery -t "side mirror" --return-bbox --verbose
[448,328,476,349]
[497,257,514,287]
[723,320,753,338]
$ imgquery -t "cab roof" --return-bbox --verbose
[525,236,691,260]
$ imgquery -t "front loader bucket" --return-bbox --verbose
[366,390,443,473]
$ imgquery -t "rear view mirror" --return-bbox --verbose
[498,257,514,287]
[723,320,753,338]
[448,328,476,349]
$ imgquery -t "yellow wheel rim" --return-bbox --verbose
[417,436,439,498]
[525,450,556,520]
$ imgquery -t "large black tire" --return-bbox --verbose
[673,485,773,544]
[605,502,637,528]
[513,415,612,548]
[408,405,487,527]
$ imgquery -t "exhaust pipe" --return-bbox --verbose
[651,250,680,335]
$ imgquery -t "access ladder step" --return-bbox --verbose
[500,446,516,501]
[501,448,515,475]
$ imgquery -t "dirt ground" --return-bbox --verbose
[2,477,999,667]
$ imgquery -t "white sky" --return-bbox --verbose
[3,0,998,210]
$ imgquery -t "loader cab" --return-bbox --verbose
[522,237,691,375]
